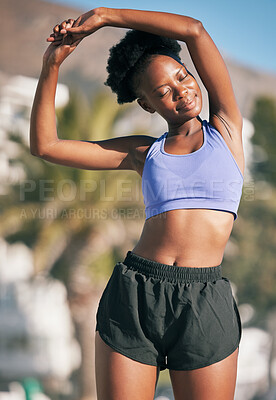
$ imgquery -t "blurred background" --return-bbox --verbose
[0,0,276,399]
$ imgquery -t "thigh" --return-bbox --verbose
[95,332,159,400]
[169,347,239,400]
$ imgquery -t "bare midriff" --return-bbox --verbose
[131,208,234,268]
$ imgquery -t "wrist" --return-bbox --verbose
[41,61,60,78]
[93,7,109,27]
[100,7,122,28]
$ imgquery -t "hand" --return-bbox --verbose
[46,18,76,45]
[46,8,105,45]
[44,20,82,68]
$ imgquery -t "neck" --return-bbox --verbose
[167,116,203,137]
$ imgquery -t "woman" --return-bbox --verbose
[30,7,244,400]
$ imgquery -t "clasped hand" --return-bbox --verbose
[44,8,104,67]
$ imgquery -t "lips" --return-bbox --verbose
[177,97,196,111]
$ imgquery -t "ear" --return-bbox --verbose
[137,98,156,114]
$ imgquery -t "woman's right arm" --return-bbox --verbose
[29,61,142,171]
[30,18,153,171]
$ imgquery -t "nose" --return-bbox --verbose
[173,84,188,101]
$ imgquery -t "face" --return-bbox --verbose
[137,55,202,125]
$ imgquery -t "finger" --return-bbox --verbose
[47,33,63,42]
[57,20,69,34]
[60,20,67,29]
[66,18,75,26]
[51,32,63,38]
[53,24,60,33]
[62,18,75,32]
[72,16,82,27]
[66,25,86,34]
[61,19,71,29]
[47,33,58,41]
[53,40,63,46]
[62,22,72,33]
[54,33,64,40]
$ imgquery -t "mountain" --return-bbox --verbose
[0,0,121,87]
[1,0,276,119]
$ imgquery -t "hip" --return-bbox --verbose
[96,249,242,370]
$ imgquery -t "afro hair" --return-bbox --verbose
[104,30,182,104]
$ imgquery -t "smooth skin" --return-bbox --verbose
[30,7,244,399]
[95,332,239,400]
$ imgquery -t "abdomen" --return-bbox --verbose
[131,208,234,267]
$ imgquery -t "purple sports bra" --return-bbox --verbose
[142,120,244,221]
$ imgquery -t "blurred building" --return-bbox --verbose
[0,74,69,138]
[0,74,69,194]
[0,238,81,388]
[235,326,273,400]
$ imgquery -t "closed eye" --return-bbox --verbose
[179,73,188,82]
[159,74,188,97]
[153,66,186,95]
[155,68,190,97]
[159,90,169,98]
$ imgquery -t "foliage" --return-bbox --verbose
[223,189,276,319]
[222,95,276,323]
[251,96,276,185]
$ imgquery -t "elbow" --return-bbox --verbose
[30,144,41,157]
[192,19,205,38]
[29,137,59,158]
[183,18,205,41]
[30,147,39,157]
[30,146,46,158]
[30,131,43,157]
[30,141,59,158]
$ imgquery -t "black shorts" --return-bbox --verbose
[96,250,242,371]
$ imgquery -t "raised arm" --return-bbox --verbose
[30,18,153,172]
[62,7,242,139]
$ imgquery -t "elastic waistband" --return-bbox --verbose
[122,251,222,283]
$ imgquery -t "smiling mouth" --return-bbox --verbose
[177,98,196,111]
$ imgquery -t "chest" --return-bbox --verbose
[163,129,204,155]
[137,128,244,178]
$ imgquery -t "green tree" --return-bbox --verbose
[251,96,276,185]
[221,95,276,325]
[223,190,276,321]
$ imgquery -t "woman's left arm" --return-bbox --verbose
[58,7,242,138]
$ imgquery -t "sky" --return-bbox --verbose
[48,0,276,74]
